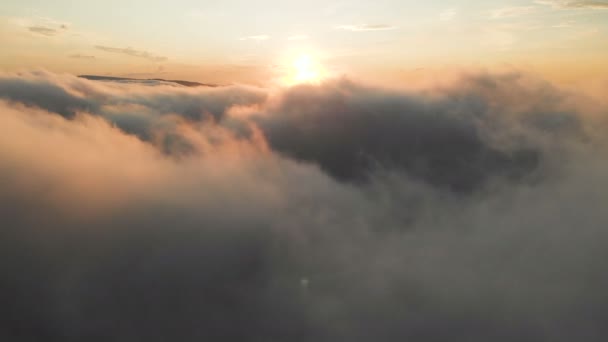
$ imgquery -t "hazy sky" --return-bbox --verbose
[1,0,607,84]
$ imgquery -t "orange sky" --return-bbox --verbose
[1,0,607,86]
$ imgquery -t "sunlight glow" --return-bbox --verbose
[286,54,325,85]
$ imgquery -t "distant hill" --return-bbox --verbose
[79,75,218,87]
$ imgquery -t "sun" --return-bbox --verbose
[293,55,318,83]
[285,54,325,85]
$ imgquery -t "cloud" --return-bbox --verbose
[552,20,576,27]
[490,6,538,18]
[1,70,608,341]
[572,27,600,38]
[69,54,96,59]
[439,9,457,21]
[251,75,587,192]
[95,45,168,62]
[239,35,270,41]
[27,26,59,36]
[536,0,608,9]
[287,34,309,41]
[335,24,396,31]
[0,70,266,135]
[21,17,70,37]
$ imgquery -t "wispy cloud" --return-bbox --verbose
[26,19,69,37]
[69,54,96,60]
[335,24,396,32]
[439,9,457,21]
[287,35,309,41]
[552,20,576,27]
[28,26,60,36]
[482,29,517,50]
[572,27,600,38]
[95,46,168,62]
[490,6,537,19]
[536,0,608,9]
[239,35,270,41]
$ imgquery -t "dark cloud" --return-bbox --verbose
[95,45,169,62]
[252,76,577,192]
[1,71,608,341]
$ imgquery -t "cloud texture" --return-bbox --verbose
[1,70,608,341]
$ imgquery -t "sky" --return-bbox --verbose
[1,0,607,85]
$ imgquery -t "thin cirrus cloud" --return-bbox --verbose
[239,35,270,41]
[94,45,168,62]
[69,54,96,60]
[287,34,309,41]
[22,16,69,37]
[536,0,608,9]
[490,6,538,18]
[553,20,576,27]
[439,9,457,21]
[335,24,396,31]
[27,26,60,36]
[27,23,68,36]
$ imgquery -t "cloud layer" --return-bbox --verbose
[1,70,608,341]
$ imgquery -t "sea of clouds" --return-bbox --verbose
[1,70,608,341]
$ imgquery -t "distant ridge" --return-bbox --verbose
[79,75,218,87]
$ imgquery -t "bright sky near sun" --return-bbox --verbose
[1,0,607,85]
